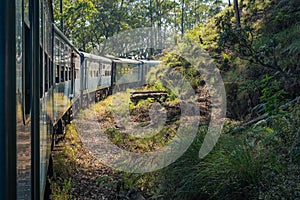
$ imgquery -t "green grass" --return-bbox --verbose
[51,178,73,200]
[51,124,80,200]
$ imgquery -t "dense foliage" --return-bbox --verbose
[52,0,225,55]
[180,0,300,118]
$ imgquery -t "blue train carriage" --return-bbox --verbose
[140,60,161,84]
[109,56,143,92]
[53,25,81,134]
[0,0,57,199]
[80,52,112,107]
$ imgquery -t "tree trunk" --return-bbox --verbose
[150,0,154,57]
[158,0,162,52]
[233,0,241,27]
[181,0,184,37]
[174,0,177,30]
[60,0,63,32]
[116,0,124,34]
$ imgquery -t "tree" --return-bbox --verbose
[233,0,241,27]
[181,0,184,37]
[53,0,226,54]
[53,0,97,51]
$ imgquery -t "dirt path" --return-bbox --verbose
[52,123,136,200]
[51,88,212,199]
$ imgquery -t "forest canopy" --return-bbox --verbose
[53,0,225,55]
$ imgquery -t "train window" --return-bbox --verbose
[55,38,60,63]
[60,42,64,68]
[40,47,43,98]
[39,0,44,45]
[49,58,53,87]
[56,65,60,83]
[44,54,48,93]
[56,40,59,60]
[61,67,64,82]
[65,67,68,81]
[24,24,31,116]
[55,37,59,83]
[69,67,71,80]
[24,0,30,26]
[61,42,64,54]
[65,46,69,58]
[55,37,59,46]
[84,60,88,89]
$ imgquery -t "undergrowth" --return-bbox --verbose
[51,124,80,200]
[92,90,180,153]
[117,104,300,199]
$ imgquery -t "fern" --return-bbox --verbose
[282,39,300,55]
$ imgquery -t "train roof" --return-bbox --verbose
[105,55,141,64]
[81,52,112,63]
[53,25,80,55]
[140,60,161,64]
[114,58,141,64]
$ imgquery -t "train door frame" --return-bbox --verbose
[0,0,17,199]
[28,0,41,199]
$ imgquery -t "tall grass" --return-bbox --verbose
[117,105,299,199]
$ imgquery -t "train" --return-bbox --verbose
[0,0,160,199]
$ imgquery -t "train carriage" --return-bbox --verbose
[140,60,161,84]
[80,52,112,106]
[109,56,143,92]
[53,26,81,128]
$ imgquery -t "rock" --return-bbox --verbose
[126,189,146,200]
